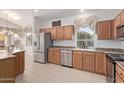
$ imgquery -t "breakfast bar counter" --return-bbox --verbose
[0,50,25,83]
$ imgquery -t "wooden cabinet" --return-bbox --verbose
[48,48,54,63]
[63,25,74,40]
[13,51,25,75]
[41,25,74,40]
[95,52,106,74]
[51,27,57,40]
[0,57,16,83]
[53,48,61,65]
[96,20,113,40]
[116,63,124,82]
[82,52,95,72]
[120,10,124,25]
[115,14,121,26]
[72,51,83,70]
[48,48,61,65]
[56,27,64,40]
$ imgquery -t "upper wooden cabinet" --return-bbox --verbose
[95,52,106,74]
[96,20,113,40]
[63,25,74,40]
[115,14,121,26]
[56,27,64,40]
[51,27,57,40]
[82,52,95,72]
[120,10,124,25]
[40,25,74,40]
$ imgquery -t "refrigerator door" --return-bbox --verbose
[34,52,45,63]
[39,33,45,52]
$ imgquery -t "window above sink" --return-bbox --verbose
[77,27,95,49]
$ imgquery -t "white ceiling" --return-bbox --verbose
[0,9,121,26]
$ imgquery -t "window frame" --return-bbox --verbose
[76,27,95,49]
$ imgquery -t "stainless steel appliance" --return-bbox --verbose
[61,49,72,67]
[106,53,124,83]
[116,25,124,40]
[34,33,53,63]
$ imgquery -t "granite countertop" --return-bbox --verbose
[0,49,25,60]
[50,47,124,54]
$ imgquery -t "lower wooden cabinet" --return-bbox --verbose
[48,48,54,63]
[13,51,25,75]
[72,51,83,70]
[82,52,95,72]
[48,48,61,65]
[95,52,106,74]
[0,57,16,83]
[53,49,61,65]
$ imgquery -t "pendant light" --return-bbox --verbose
[2,14,8,35]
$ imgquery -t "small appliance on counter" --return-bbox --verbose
[34,33,53,63]
[106,53,124,83]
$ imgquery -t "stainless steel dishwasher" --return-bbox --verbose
[61,49,72,67]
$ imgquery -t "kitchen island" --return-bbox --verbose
[0,50,25,83]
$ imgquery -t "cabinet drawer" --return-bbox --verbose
[54,48,60,52]
[116,64,124,81]
[83,52,95,55]
[116,73,124,83]
[73,51,82,55]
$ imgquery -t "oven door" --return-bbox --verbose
[106,57,115,83]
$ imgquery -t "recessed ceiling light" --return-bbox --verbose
[81,9,85,11]
[34,9,38,12]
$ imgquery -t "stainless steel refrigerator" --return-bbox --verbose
[34,32,53,63]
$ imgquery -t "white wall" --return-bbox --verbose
[0,18,21,28]
[40,15,77,47]
[35,15,122,49]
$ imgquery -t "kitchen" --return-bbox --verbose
[0,9,124,83]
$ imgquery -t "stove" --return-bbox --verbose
[106,53,124,61]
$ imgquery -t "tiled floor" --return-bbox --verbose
[15,48,107,83]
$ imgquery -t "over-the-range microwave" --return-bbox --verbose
[116,25,124,40]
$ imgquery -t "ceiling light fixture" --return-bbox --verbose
[34,9,38,12]
[81,9,85,12]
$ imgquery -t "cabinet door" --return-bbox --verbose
[97,20,112,40]
[73,51,82,69]
[56,27,64,40]
[54,50,61,65]
[83,52,95,72]
[19,52,25,73]
[63,25,74,40]
[51,27,56,40]
[120,10,124,25]
[48,49,54,63]
[95,52,106,74]
[116,14,121,26]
